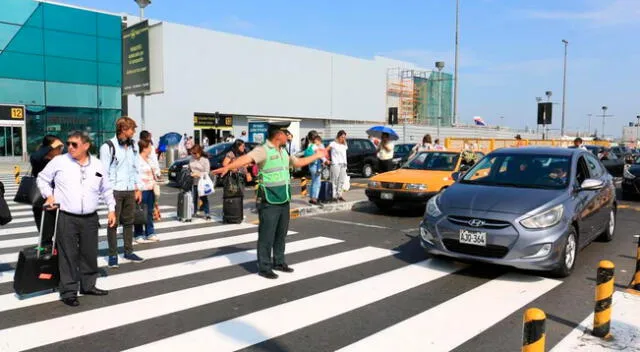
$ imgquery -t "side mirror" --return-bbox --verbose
[580,179,604,191]
[451,172,461,182]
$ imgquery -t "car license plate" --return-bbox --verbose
[170,172,176,177]
[381,192,393,200]
[459,229,487,246]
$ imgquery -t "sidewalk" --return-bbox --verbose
[209,188,370,224]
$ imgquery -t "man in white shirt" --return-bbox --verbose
[37,131,116,307]
[285,130,299,156]
[328,130,349,201]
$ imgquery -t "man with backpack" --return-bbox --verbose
[99,116,145,268]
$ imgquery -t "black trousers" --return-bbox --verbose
[378,159,394,173]
[57,212,99,299]
[107,190,135,256]
[257,201,290,272]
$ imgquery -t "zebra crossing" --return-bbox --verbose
[0,174,596,351]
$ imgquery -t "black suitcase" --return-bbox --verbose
[223,196,243,224]
[319,181,333,202]
[13,207,60,296]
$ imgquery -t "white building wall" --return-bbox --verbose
[127,22,423,138]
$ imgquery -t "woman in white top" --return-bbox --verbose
[327,130,349,202]
[409,134,434,159]
[376,132,395,173]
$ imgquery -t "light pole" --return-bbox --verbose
[134,0,151,130]
[561,39,568,137]
[435,61,445,138]
[536,96,542,135]
[636,115,640,144]
[544,91,552,139]
[587,114,593,137]
[453,0,460,126]
[600,106,611,139]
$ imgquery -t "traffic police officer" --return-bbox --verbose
[213,127,325,279]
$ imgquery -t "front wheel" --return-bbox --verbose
[362,163,373,178]
[598,209,616,242]
[550,228,578,278]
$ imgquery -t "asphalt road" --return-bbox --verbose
[1,174,639,351]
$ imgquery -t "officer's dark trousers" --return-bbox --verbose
[57,212,99,299]
[257,201,290,272]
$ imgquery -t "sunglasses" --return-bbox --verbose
[66,141,79,149]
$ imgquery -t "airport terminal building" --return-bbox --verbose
[0,0,451,159]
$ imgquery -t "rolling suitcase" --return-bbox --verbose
[13,206,60,296]
[223,196,243,224]
[177,190,193,222]
[318,181,333,203]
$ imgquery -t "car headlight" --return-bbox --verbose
[623,167,636,180]
[520,205,564,229]
[425,194,442,217]
[368,181,380,188]
[406,183,427,191]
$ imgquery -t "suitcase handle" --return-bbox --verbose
[37,204,60,259]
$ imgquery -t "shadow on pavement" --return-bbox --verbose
[214,319,291,352]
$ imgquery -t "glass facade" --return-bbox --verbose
[0,0,122,153]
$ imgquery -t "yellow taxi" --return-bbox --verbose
[365,150,485,210]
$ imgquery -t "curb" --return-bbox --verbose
[250,200,370,224]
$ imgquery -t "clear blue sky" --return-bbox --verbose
[64,0,639,137]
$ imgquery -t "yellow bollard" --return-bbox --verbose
[593,260,615,339]
[627,236,640,295]
[522,308,546,352]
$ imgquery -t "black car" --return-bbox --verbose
[622,156,640,200]
[584,146,625,177]
[167,142,258,185]
[392,143,415,168]
[322,138,379,177]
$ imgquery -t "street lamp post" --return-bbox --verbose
[601,106,607,139]
[435,61,445,139]
[561,40,568,137]
[587,114,593,137]
[453,0,460,126]
[636,115,640,144]
[544,91,552,140]
[536,96,542,135]
[134,0,151,130]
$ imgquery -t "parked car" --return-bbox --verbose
[321,138,379,178]
[366,150,484,210]
[167,142,258,185]
[622,155,640,200]
[584,145,625,177]
[420,147,617,277]
[392,143,416,169]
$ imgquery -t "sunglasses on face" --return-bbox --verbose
[66,141,79,149]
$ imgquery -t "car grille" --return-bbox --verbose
[447,216,511,229]
[381,182,404,190]
[442,239,509,259]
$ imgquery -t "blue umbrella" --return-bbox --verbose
[160,132,183,146]
[366,126,399,141]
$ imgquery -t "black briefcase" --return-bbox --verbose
[13,207,60,296]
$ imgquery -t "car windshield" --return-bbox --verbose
[460,153,572,190]
[404,152,460,171]
[205,143,231,156]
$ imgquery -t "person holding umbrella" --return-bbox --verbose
[376,133,395,173]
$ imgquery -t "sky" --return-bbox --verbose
[60,0,640,137]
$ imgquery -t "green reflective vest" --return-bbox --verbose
[259,143,291,204]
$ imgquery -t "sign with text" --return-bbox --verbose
[122,20,150,94]
[193,113,234,128]
[0,105,25,121]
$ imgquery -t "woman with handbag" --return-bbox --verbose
[222,140,252,184]
[29,135,63,232]
[134,139,160,243]
[303,132,328,205]
[189,144,213,220]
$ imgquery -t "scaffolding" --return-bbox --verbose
[386,68,452,126]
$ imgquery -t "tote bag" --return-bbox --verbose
[197,174,215,197]
[14,175,42,205]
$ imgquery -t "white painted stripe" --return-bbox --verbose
[0,236,341,313]
[0,247,395,352]
[3,210,175,226]
[338,273,562,352]
[0,212,220,237]
[0,224,263,284]
[0,218,254,251]
[550,291,640,352]
[6,204,110,212]
[309,217,391,229]
[124,258,465,352]
[8,205,174,219]
[0,221,257,266]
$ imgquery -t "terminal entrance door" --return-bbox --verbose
[0,126,24,158]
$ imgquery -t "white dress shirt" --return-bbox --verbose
[37,154,116,214]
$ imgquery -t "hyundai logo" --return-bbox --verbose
[468,219,485,227]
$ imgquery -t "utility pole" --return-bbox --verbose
[453,0,460,126]
[600,106,614,139]
[134,0,151,129]
[561,39,568,137]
